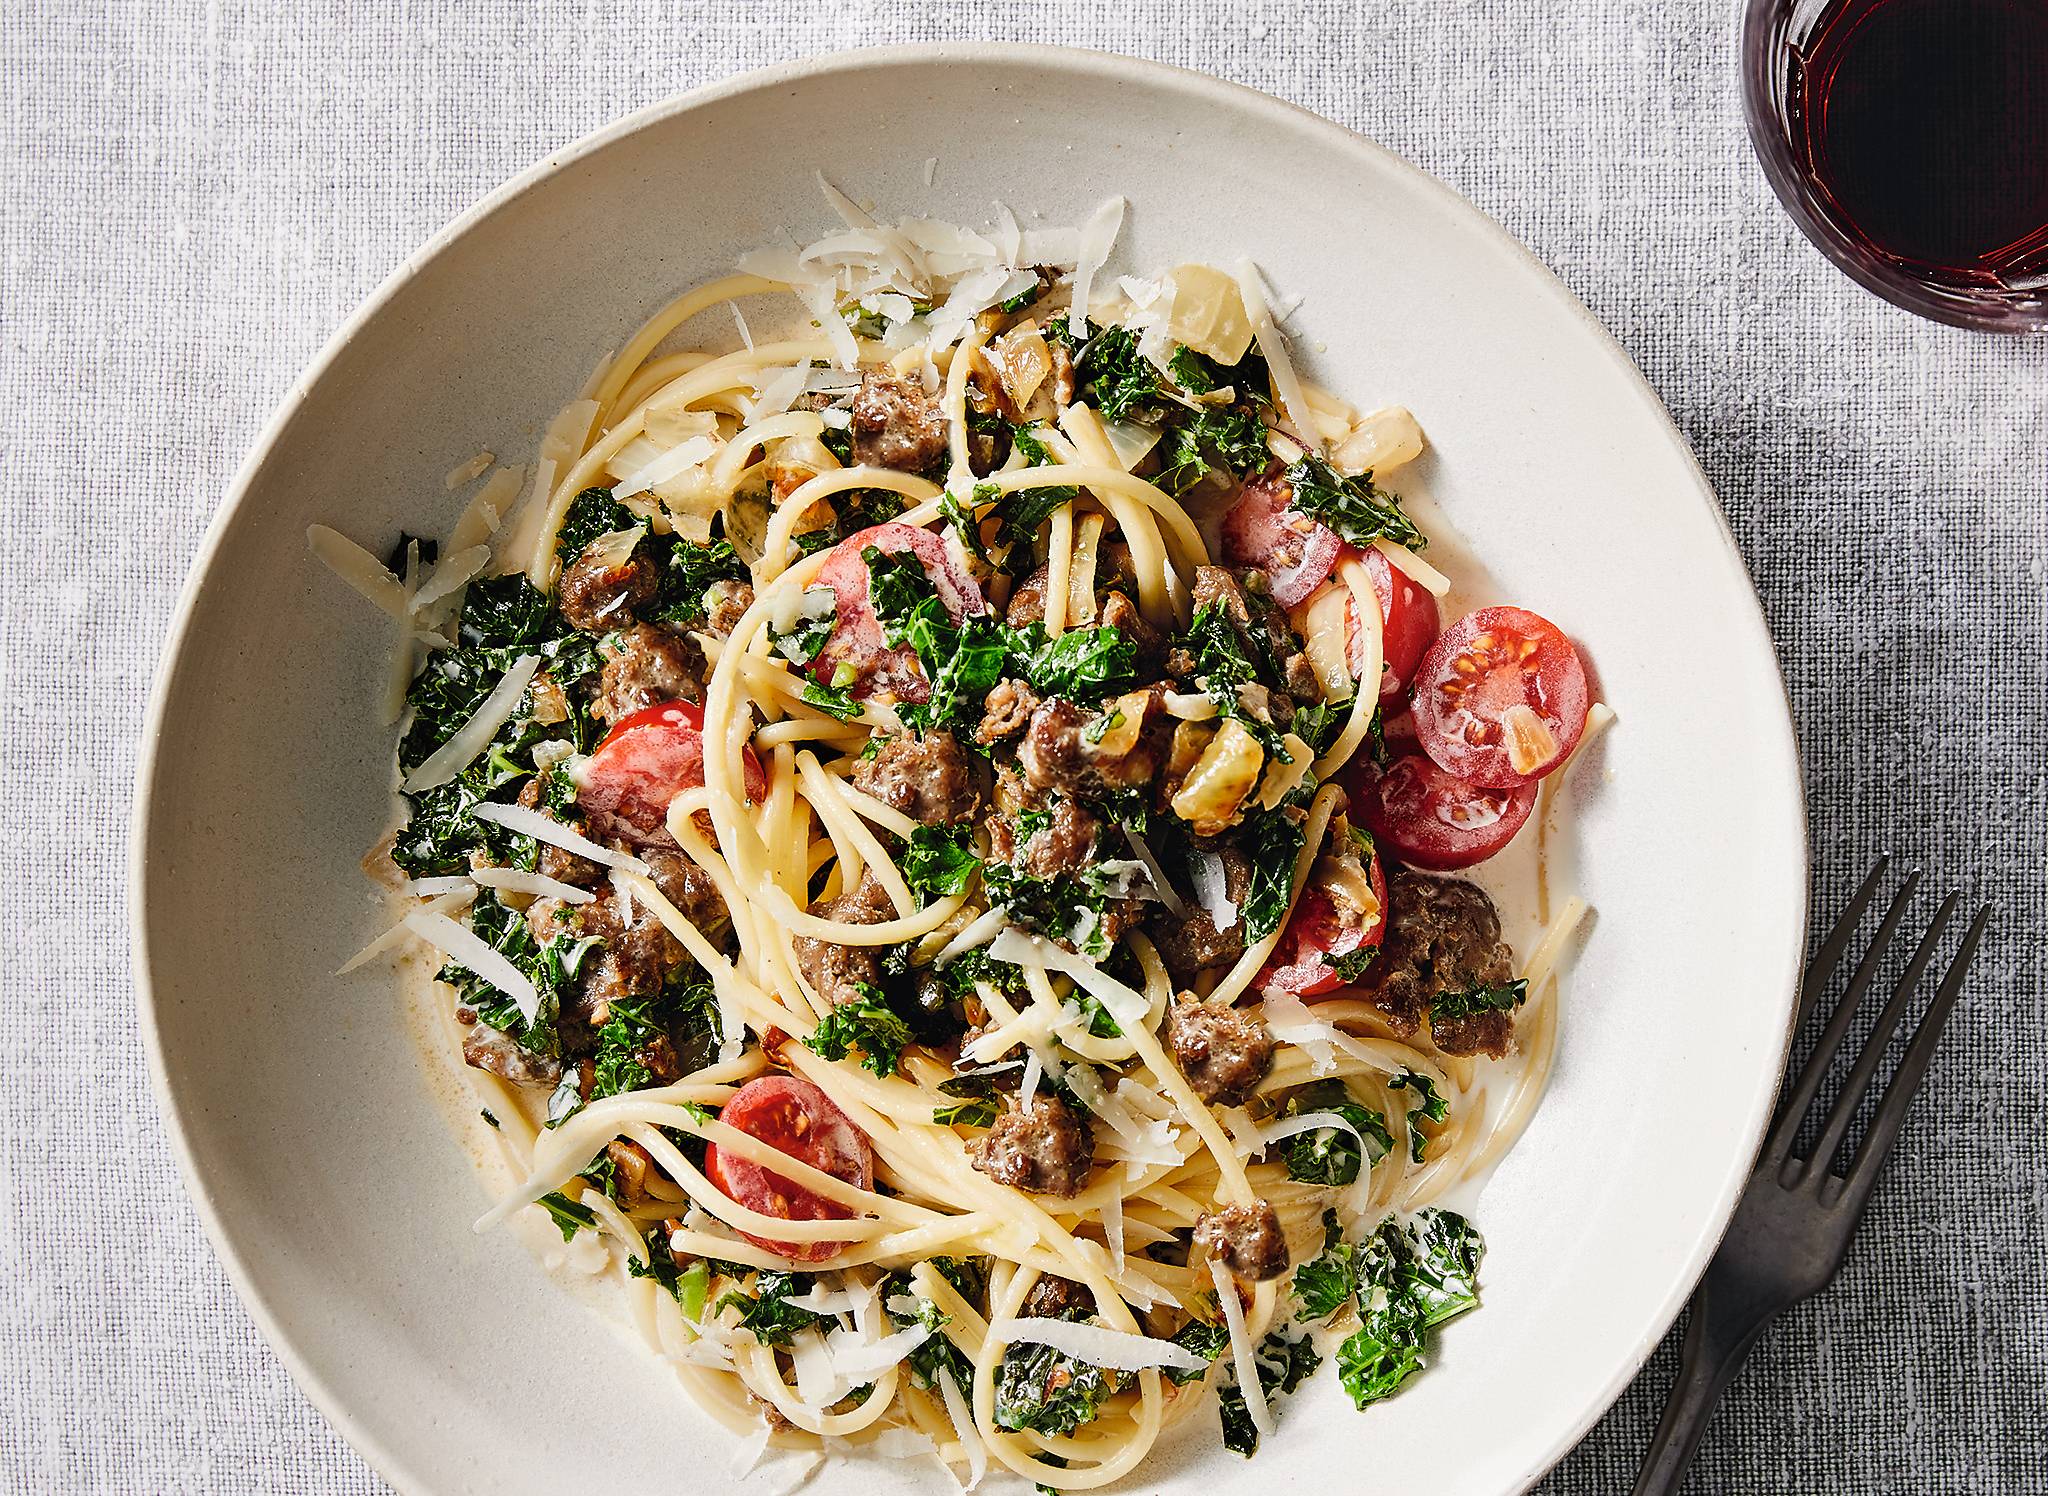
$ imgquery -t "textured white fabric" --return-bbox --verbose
[4,3,2044,1493]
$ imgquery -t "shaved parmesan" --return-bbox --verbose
[936,1370,987,1491]
[987,1316,1207,1374]
[1261,987,1340,1075]
[336,885,475,974]
[989,928,1148,1030]
[470,802,651,874]
[402,654,540,792]
[614,435,717,500]
[1123,829,1188,918]
[443,450,495,490]
[1211,1258,1274,1441]
[1258,1109,1378,1157]
[791,1326,836,1407]
[931,905,1008,966]
[307,525,409,620]
[1067,197,1126,337]
[1234,260,1316,448]
[1019,1049,1043,1103]
[824,1320,934,1380]
[731,302,755,351]
[448,465,521,553]
[1104,1166,1127,1278]
[405,909,538,1023]
[749,364,811,420]
[408,544,492,613]
[470,867,597,904]
[1189,851,1240,930]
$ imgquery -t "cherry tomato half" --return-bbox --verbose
[705,1075,875,1264]
[1411,606,1588,788]
[575,700,764,843]
[1220,473,1343,608]
[1351,546,1441,701]
[812,522,987,705]
[1255,831,1390,1000]
[1348,752,1537,872]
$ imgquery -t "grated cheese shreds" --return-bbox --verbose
[614,434,717,500]
[986,1316,1207,1374]
[443,450,494,490]
[470,866,597,904]
[404,909,539,1023]
[470,801,651,874]
[408,544,492,613]
[401,654,541,793]
[336,886,475,975]
[1067,197,1127,337]
[307,525,409,620]
[1234,259,1317,448]
[1211,1258,1275,1441]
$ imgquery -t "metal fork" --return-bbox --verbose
[1631,859,1991,1496]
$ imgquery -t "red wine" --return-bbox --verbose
[1788,0,2048,282]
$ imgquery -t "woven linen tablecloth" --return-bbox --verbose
[5,3,2043,1492]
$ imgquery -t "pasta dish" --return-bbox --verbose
[317,184,1606,1488]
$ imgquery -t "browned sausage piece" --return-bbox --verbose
[558,546,659,632]
[791,870,896,1008]
[1162,994,1275,1107]
[849,367,949,473]
[852,729,981,825]
[591,622,704,725]
[1360,869,1518,1058]
[458,1012,563,1088]
[1146,844,1251,984]
[1194,1200,1290,1281]
[972,1092,1093,1197]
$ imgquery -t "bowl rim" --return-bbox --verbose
[130,39,1810,1496]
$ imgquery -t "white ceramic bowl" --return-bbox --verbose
[133,44,1807,1496]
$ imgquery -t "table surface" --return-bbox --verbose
[5,3,2043,1493]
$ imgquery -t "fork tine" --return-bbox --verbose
[1791,857,1891,1034]
[1762,869,1921,1171]
[1800,893,1957,1184]
[1825,904,1989,1215]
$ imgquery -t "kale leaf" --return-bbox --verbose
[792,489,907,555]
[1431,979,1529,1023]
[1024,625,1135,703]
[1164,1317,1230,1386]
[1291,1211,1363,1322]
[435,893,587,1058]
[994,1311,1118,1436]
[903,824,981,901]
[717,1270,826,1347]
[538,1191,597,1241]
[1277,1081,1391,1188]
[1283,454,1426,552]
[1388,1069,1448,1163]
[584,982,722,1108]
[1069,322,1172,424]
[1235,808,1307,942]
[980,859,1110,959]
[460,574,556,646]
[800,677,864,722]
[653,537,749,625]
[1154,404,1271,496]
[554,486,640,564]
[1335,1210,1484,1410]
[804,984,913,1077]
[1218,1328,1321,1457]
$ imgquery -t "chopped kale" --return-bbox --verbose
[1388,1069,1449,1162]
[981,859,1110,958]
[1218,1328,1321,1457]
[800,677,864,722]
[1235,808,1307,942]
[994,1307,1118,1436]
[1069,322,1172,424]
[1431,979,1529,1023]
[580,981,722,1111]
[930,946,1025,1003]
[1291,1210,1364,1321]
[435,893,586,1058]
[553,486,640,565]
[1172,601,1293,760]
[1154,404,1270,496]
[886,1286,978,1392]
[1283,454,1427,552]
[1277,1081,1391,1188]
[716,1270,826,1347]
[653,537,749,625]
[1164,1316,1230,1386]
[1335,1210,1483,1409]
[537,1191,597,1241]
[1024,625,1136,703]
[932,1093,999,1128]
[804,984,913,1077]
[459,574,556,646]
[903,824,981,901]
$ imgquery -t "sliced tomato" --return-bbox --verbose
[1255,832,1390,999]
[1220,474,1342,608]
[1410,606,1588,788]
[704,1075,875,1264]
[1348,752,1537,871]
[575,700,764,843]
[1347,546,1441,701]
[812,522,987,704]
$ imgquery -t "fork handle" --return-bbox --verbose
[1631,1278,1777,1496]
